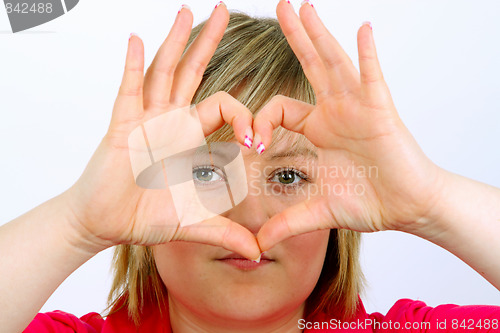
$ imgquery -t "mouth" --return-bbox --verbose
[216,253,274,270]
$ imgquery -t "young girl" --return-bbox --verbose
[1,1,499,332]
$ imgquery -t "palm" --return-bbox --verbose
[67,6,261,259]
[310,102,435,232]
[255,2,443,250]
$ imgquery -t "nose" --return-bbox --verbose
[223,181,270,236]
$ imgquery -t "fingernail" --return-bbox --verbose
[362,21,372,30]
[301,0,314,8]
[129,33,138,41]
[252,133,267,154]
[215,1,225,9]
[178,4,191,14]
[252,133,261,149]
[244,136,253,149]
[244,126,253,149]
[256,142,266,155]
[252,253,262,263]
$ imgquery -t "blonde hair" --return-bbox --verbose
[104,12,365,326]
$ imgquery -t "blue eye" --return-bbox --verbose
[269,167,309,186]
[192,166,225,185]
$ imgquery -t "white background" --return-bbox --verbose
[0,0,499,318]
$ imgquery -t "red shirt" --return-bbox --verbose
[24,296,500,332]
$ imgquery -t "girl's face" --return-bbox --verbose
[153,135,330,327]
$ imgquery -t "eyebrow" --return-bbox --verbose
[193,143,240,165]
[266,147,318,160]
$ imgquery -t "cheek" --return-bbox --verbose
[151,230,331,319]
[265,181,324,212]
[152,242,216,302]
[279,229,330,293]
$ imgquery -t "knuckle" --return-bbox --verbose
[272,94,286,102]
[158,63,177,77]
[214,90,229,100]
[146,64,173,79]
[146,99,170,110]
[124,66,144,75]
[300,51,323,69]
[358,52,377,62]
[323,54,345,70]
[118,85,143,97]
[268,94,287,109]
[190,58,207,77]
[220,222,233,249]
[360,71,383,84]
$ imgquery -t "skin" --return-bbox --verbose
[0,1,499,333]
[253,1,500,293]
[154,139,330,333]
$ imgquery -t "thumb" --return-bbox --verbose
[257,198,333,252]
[173,216,262,261]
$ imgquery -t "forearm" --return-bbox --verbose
[410,169,500,290]
[0,192,108,333]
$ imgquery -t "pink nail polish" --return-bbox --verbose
[256,142,266,155]
[301,0,313,8]
[129,32,138,41]
[362,21,372,30]
[215,1,224,9]
[244,126,254,149]
[178,4,191,14]
[244,136,253,149]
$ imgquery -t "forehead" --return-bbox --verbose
[205,123,317,161]
[264,129,317,161]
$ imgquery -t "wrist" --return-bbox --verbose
[56,189,113,256]
[399,166,453,242]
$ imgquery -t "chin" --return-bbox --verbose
[211,299,286,323]
[206,285,301,323]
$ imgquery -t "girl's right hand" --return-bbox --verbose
[62,5,261,260]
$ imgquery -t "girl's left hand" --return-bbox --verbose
[254,0,447,251]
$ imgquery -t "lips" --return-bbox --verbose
[217,252,274,270]
[219,252,272,261]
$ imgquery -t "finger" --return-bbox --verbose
[110,34,145,127]
[196,91,254,147]
[169,3,229,107]
[253,95,315,152]
[257,198,332,252]
[174,216,261,260]
[276,0,332,100]
[298,2,360,94]
[357,23,391,108]
[143,7,193,112]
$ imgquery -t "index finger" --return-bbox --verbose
[169,3,230,107]
[298,2,360,94]
[276,0,333,100]
[143,6,193,112]
[252,95,315,153]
